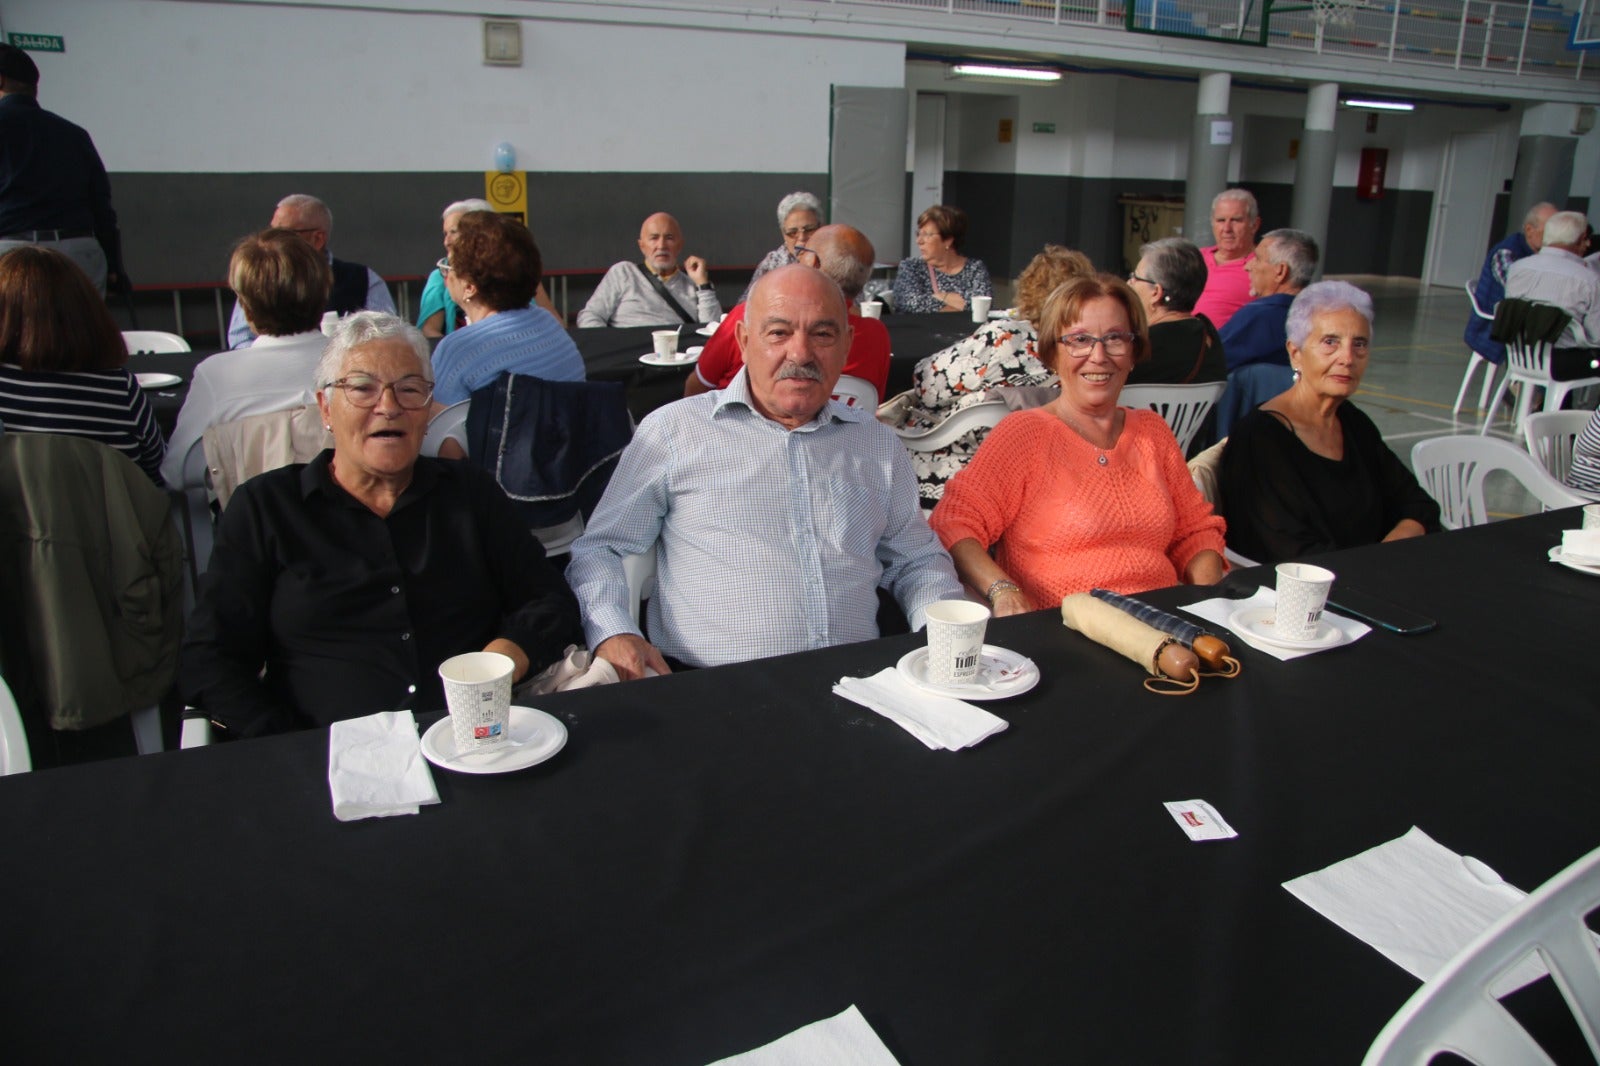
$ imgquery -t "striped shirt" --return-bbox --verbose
[567,369,962,668]
[0,364,166,486]
[1571,408,1600,495]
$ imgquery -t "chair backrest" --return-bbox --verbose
[1120,381,1227,452]
[1522,410,1592,482]
[122,330,191,355]
[622,543,658,630]
[1411,434,1587,529]
[1187,437,1227,511]
[423,400,471,457]
[201,403,330,509]
[831,374,878,409]
[1361,843,1600,1066]
[1492,299,1567,379]
[0,671,31,775]
[894,399,1009,453]
[1463,280,1493,321]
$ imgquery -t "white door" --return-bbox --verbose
[910,94,946,248]
[1424,130,1498,288]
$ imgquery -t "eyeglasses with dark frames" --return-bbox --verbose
[1058,331,1137,358]
[326,374,435,410]
[783,223,821,240]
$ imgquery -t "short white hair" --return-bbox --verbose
[315,311,431,390]
[1285,280,1374,349]
[776,191,822,227]
[443,198,494,220]
[1211,188,1258,221]
[1543,211,1589,248]
[276,193,332,233]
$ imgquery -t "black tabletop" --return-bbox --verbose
[5,511,1596,1063]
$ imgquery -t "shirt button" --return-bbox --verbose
[401,632,411,641]
[391,586,400,594]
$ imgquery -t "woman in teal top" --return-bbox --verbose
[419,198,561,336]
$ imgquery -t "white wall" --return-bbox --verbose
[1,0,904,173]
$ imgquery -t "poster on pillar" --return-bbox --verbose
[1357,148,1388,200]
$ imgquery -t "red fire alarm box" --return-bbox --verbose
[1357,147,1387,200]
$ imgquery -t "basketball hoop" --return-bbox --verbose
[1309,0,1359,27]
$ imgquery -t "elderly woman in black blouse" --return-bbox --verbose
[1219,280,1440,563]
[180,312,582,738]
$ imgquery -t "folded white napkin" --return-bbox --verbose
[518,644,621,696]
[705,1005,901,1066]
[1284,826,1553,994]
[327,710,440,822]
[834,668,1008,751]
[1181,586,1369,661]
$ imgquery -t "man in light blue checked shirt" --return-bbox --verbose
[567,265,962,678]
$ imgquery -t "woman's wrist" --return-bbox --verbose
[985,578,1021,603]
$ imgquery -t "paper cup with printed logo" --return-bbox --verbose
[925,600,991,686]
[1583,503,1600,530]
[859,300,883,320]
[439,652,514,752]
[651,329,680,360]
[1274,563,1335,642]
[970,295,992,323]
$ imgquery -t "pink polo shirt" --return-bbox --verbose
[1193,246,1255,330]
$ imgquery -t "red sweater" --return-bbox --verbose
[930,407,1226,605]
[694,302,891,402]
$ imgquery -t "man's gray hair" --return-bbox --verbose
[1137,237,1207,312]
[1258,228,1320,289]
[277,193,333,233]
[818,245,872,303]
[776,191,822,226]
[443,198,494,219]
[1523,201,1558,229]
[1285,280,1374,349]
[315,311,431,390]
[1211,188,1259,220]
[1543,210,1588,248]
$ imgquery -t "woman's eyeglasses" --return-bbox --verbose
[1058,331,1136,357]
[327,374,435,410]
[783,223,821,240]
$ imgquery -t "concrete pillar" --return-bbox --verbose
[1512,103,1578,224]
[1184,72,1233,245]
[1292,82,1338,280]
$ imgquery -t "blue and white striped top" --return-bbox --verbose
[0,364,167,486]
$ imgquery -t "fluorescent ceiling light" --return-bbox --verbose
[1341,97,1415,112]
[949,64,1062,82]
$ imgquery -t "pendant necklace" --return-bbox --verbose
[1058,408,1114,466]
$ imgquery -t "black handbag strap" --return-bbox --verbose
[635,262,697,325]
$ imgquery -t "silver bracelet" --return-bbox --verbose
[985,579,1020,602]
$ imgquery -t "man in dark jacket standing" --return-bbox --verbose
[0,44,127,297]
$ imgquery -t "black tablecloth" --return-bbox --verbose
[5,512,1597,1063]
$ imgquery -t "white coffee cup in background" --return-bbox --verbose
[970,295,993,323]
[859,300,883,320]
[924,600,991,686]
[1274,563,1336,641]
[438,651,514,752]
[652,329,680,360]
[1583,503,1600,530]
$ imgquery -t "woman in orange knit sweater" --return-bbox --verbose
[929,275,1227,616]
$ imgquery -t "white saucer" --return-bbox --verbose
[135,372,183,389]
[420,705,567,774]
[895,644,1040,700]
[1548,545,1600,575]
[639,351,700,367]
[1227,605,1345,650]
[987,308,1016,319]
[696,320,723,337]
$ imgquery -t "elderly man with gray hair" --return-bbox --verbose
[1193,188,1262,329]
[226,193,395,348]
[1505,209,1600,383]
[1214,227,1319,436]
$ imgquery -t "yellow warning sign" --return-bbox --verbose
[485,171,527,224]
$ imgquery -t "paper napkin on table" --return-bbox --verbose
[834,668,1008,751]
[1181,586,1369,661]
[327,710,440,822]
[705,1005,901,1066]
[1284,826,1558,994]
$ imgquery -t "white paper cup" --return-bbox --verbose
[1583,503,1600,530]
[970,295,993,323]
[438,651,514,751]
[1274,563,1335,641]
[925,599,991,685]
[651,329,680,360]
[859,300,883,320]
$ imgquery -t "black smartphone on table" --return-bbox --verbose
[1325,586,1437,634]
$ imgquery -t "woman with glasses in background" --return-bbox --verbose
[179,312,582,739]
[930,275,1226,616]
[739,191,823,305]
[892,204,992,314]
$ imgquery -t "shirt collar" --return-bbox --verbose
[712,367,867,430]
[1540,246,1583,263]
[250,329,325,349]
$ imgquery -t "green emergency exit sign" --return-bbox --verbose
[8,33,64,53]
[1032,122,1056,134]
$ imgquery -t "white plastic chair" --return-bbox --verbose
[1120,381,1226,453]
[0,672,31,775]
[893,399,1010,453]
[1522,410,1592,483]
[1411,435,1587,529]
[831,374,878,409]
[622,543,658,630]
[422,400,470,457]
[1454,281,1500,420]
[1362,843,1600,1066]
[1479,310,1600,438]
[122,330,190,355]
